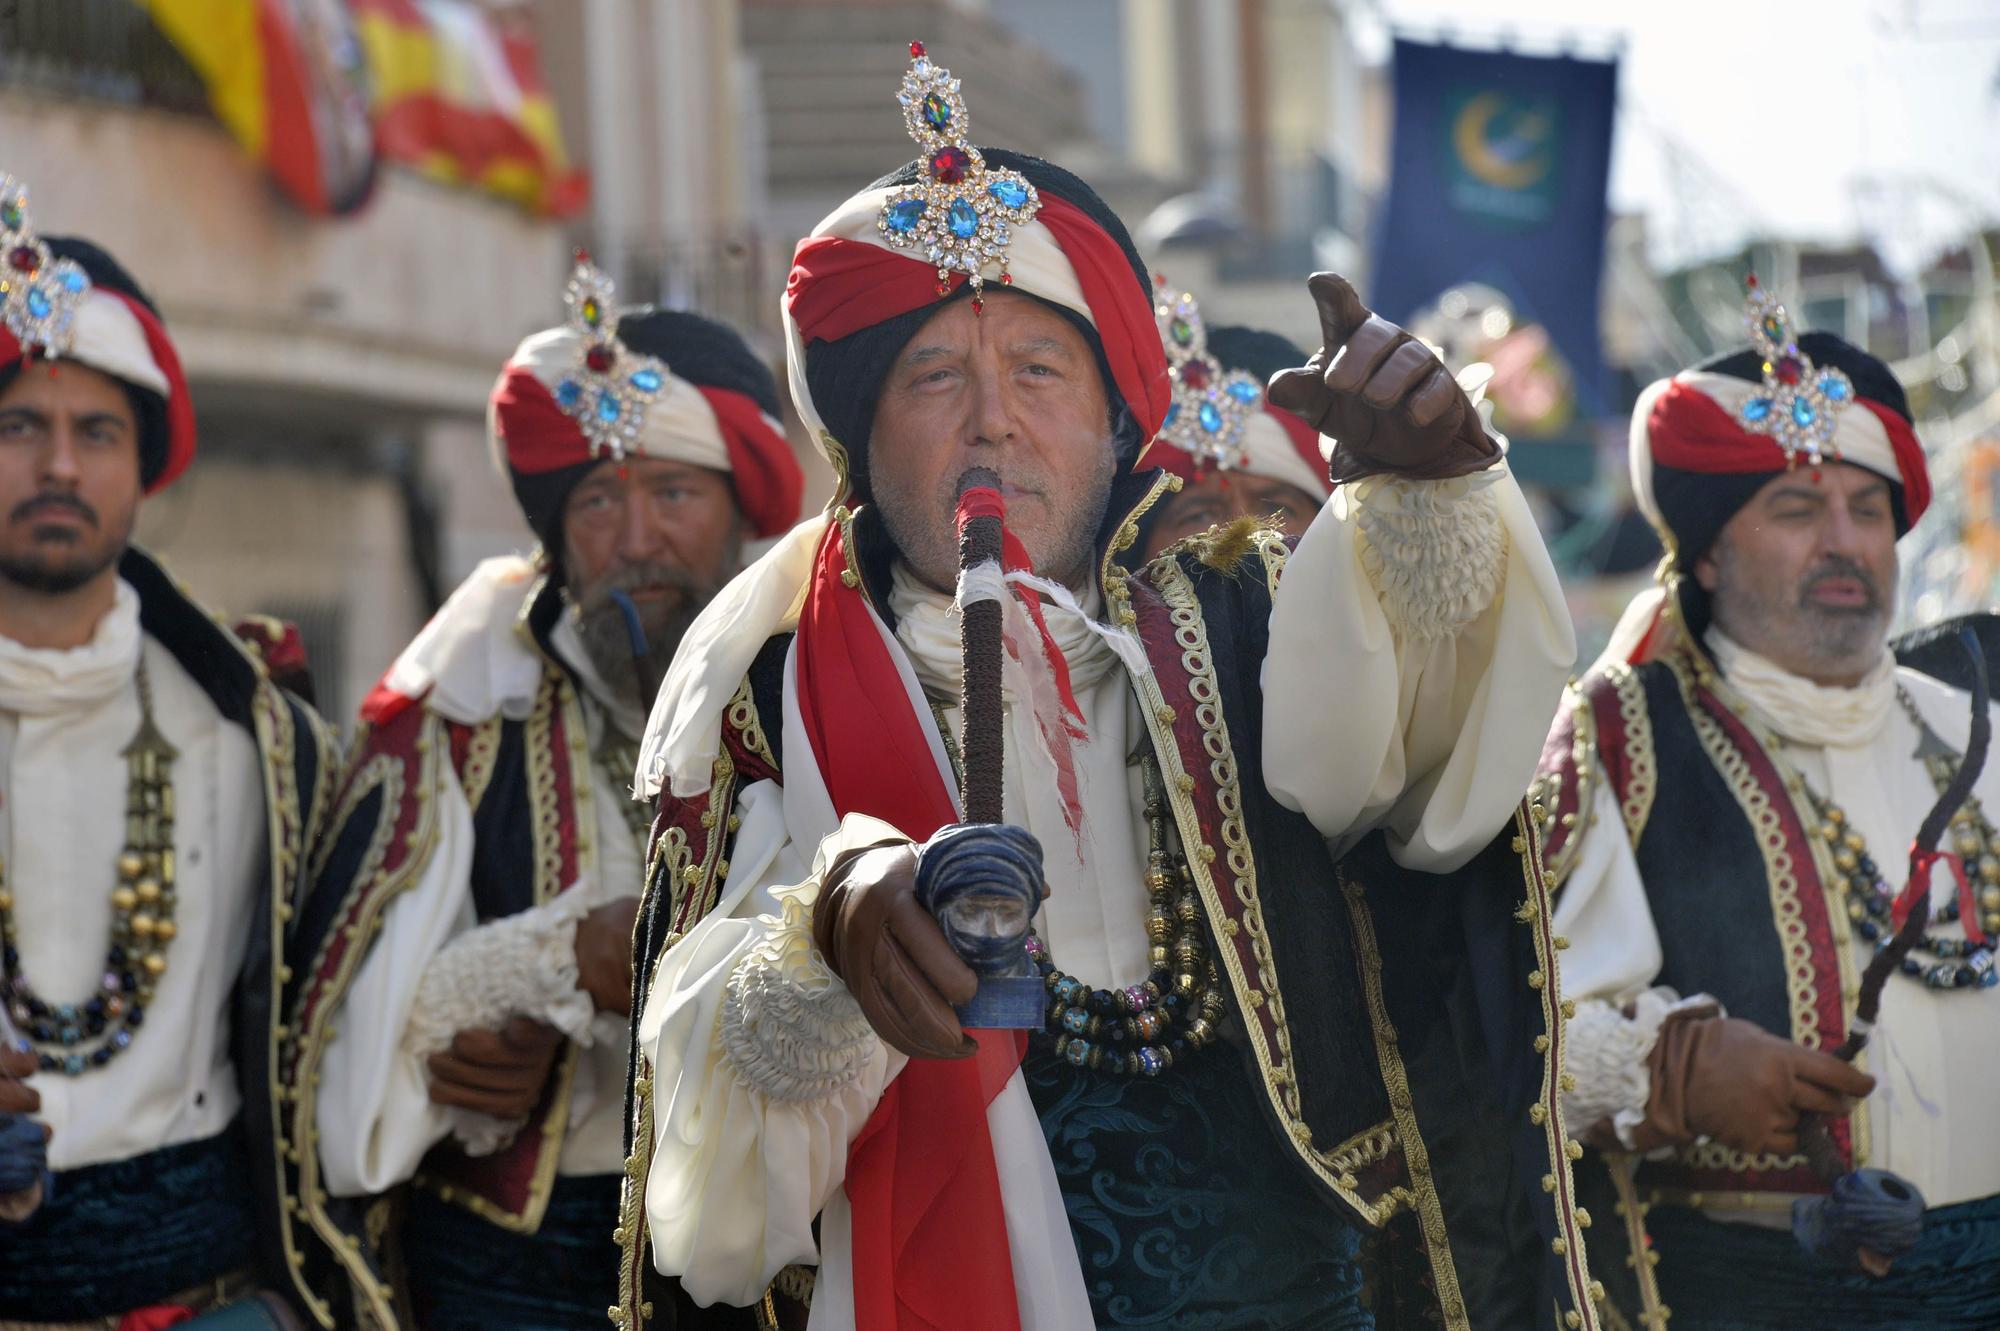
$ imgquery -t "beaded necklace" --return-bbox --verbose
[1793,687,2000,991]
[931,701,1229,1076]
[0,658,179,1073]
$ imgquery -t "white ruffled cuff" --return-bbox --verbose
[1562,988,1722,1151]
[402,890,600,1155]
[1353,470,1506,643]
[717,878,882,1104]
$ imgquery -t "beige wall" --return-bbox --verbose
[135,461,425,729]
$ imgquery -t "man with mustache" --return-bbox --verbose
[0,178,357,1326]
[1534,291,2000,1327]
[614,43,1593,1331]
[296,255,801,1330]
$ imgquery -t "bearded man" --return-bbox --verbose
[1537,286,2000,1329]
[0,175,350,1328]
[616,42,1595,1331]
[294,256,801,1330]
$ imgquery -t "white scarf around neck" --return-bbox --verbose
[1707,627,1897,750]
[888,560,1128,703]
[0,580,144,716]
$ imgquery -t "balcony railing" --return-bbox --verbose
[0,0,208,115]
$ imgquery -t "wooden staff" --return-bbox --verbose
[955,467,1006,824]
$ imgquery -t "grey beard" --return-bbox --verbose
[573,593,702,710]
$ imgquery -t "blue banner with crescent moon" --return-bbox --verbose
[1372,39,1618,411]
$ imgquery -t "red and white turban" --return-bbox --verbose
[1,177,195,492]
[782,164,1171,479]
[1599,328,1928,669]
[1630,332,1929,566]
[488,277,802,543]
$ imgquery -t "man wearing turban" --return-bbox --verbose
[1536,283,2000,1328]
[297,256,801,1330]
[618,44,1589,1331]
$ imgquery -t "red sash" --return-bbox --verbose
[793,522,1027,1331]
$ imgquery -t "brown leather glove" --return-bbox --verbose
[810,843,978,1062]
[1266,273,1501,485]
[574,895,643,1017]
[425,1015,565,1119]
[1637,1011,1876,1157]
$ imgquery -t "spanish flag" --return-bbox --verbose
[135,0,379,215]
[351,0,588,218]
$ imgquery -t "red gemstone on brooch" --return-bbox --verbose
[909,40,926,58]
[930,146,971,184]
[1775,355,1803,386]
[1179,360,1211,390]
[7,246,38,274]
[585,344,615,372]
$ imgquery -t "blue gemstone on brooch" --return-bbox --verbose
[629,367,663,393]
[61,269,86,293]
[1198,401,1223,433]
[555,379,582,408]
[988,177,1028,209]
[1792,398,1816,427]
[948,199,979,239]
[1820,375,1849,402]
[597,392,622,423]
[1227,380,1260,404]
[25,288,50,319]
[886,198,926,234]
[64,1054,84,1075]
[1742,397,1773,423]
[1163,402,1179,427]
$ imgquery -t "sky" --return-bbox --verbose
[1359,0,2000,271]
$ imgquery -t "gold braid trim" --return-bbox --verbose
[252,685,359,1329]
[457,713,504,811]
[1608,1156,1669,1330]
[1661,653,1865,1177]
[726,678,776,771]
[1324,1119,1399,1189]
[616,747,743,1329]
[1605,663,1657,844]
[284,728,439,1329]
[1339,871,1469,1328]
[613,1072,657,1331]
[1133,554,1402,1222]
[1516,802,1605,1330]
[526,673,571,904]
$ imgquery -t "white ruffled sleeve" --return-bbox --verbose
[315,765,476,1197]
[315,755,604,1193]
[639,789,910,1309]
[1261,462,1576,870]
